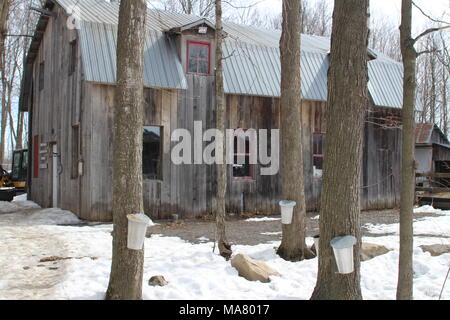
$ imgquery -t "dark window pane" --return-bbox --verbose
[11,152,21,180]
[188,59,197,73]
[198,61,208,74]
[143,126,162,180]
[189,45,199,58]
[198,46,208,59]
[233,155,251,178]
[313,156,323,170]
[22,151,28,169]
[187,42,210,75]
[39,62,45,91]
[71,125,79,179]
[233,133,252,179]
[69,40,77,74]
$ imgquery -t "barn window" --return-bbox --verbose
[232,130,256,180]
[69,40,77,75]
[143,126,163,180]
[313,132,325,177]
[187,40,210,75]
[71,125,79,179]
[39,62,45,91]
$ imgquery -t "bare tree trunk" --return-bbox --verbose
[0,58,7,165]
[214,0,232,260]
[441,64,448,136]
[16,111,23,150]
[277,0,312,262]
[0,0,9,59]
[429,51,436,125]
[397,0,415,300]
[310,0,369,300]
[0,0,9,165]
[105,0,147,300]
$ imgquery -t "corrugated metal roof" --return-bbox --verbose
[49,0,407,107]
[416,123,450,145]
[416,123,434,144]
[368,61,404,108]
[79,21,187,89]
[222,41,329,100]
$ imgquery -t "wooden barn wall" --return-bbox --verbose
[225,97,326,214]
[80,81,329,220]
[29,6,83,216]
[30,31,404,221]
[362,108,402,210]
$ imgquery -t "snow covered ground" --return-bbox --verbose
[0,196,449,300]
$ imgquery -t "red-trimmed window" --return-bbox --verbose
[33,135,39,178]
[232,130,256,181]
[187,41,210,75]
[313,132,325,177]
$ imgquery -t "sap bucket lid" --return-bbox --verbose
[127,213,151,225]
[330,235,357,249]
[279,200,297,207]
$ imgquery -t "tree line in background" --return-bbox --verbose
[0,0,45,166]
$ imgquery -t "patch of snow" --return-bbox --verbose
[245,217,281,222]
[364,211,450,237]
[0,201,21,214]
[1,202,450,300]
[311,215,320,220]
[13,194,28,202]
[0,194,41,214]
[413,205,447,214]
[260,232,281,236]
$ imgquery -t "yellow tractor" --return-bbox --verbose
[9,149,28,193]
[0,149,28,201]
[0,165,16,201]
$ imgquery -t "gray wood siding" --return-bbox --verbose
[29,6,84,216]
[27,12,404,220]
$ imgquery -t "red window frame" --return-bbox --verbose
[33,135,39,178]
[232,129,256,181]
[186,40,211,75]
[312,132,325,178]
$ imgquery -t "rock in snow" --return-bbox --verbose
[231,254,279,283]
[419,244,450,257]
[361,243,391,261]
[148,275,169,287]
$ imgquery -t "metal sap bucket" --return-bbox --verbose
[330,235,357,274]
[279,200,296,224]
[127,213,151,250]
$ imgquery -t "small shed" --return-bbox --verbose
[415,123,450,177]
[415,124,450,209]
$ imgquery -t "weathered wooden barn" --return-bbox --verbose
[20,0,407,221]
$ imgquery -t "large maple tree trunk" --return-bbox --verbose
[105,0,147,300]
[276,0,312,262]
[310,0,369,300]
[214,0,232,260]
[397,0,415,300]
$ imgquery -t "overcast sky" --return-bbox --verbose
[258,0,449,34]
